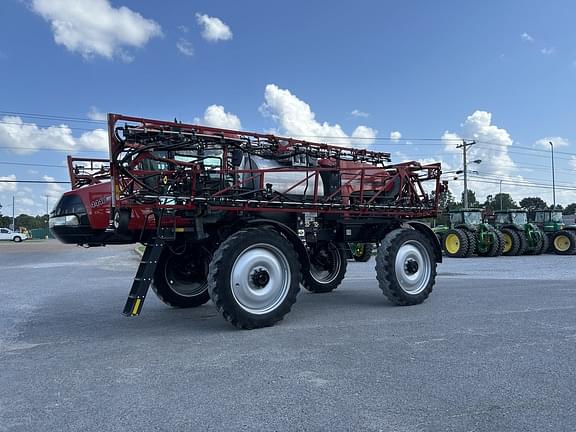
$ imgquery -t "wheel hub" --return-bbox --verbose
[251,268,270,288]
[404,258,419,275]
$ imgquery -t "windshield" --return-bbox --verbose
[495,213,509,224]
[512,213,527,224]
[535,212,547,223]
[449,212,464,224]
[551,211,563,222]
[464,211,482,225]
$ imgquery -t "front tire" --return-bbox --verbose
[443,229,469,258]
[152,244,211,308]
[302,242,347,293]
[375,228,436,306]
[208,228,300,329]
[552,231,576,255]
[501,228,520,256]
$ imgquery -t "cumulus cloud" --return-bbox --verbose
[570,157,576,170]
[31,0,162,60]
[195,13,232,42]
[351,126,377,146]
[0,116,108,154]
[540,47,555,55]
[350,109,369,118]
[196,105,241,129]
[535,136,569,149]
[390,131,402,142]
[442,111,515,176]
[520,32,534,43]
[260,84,377,148]
[176,38,194,56]
[87,106,106,121]
[0,175,17,192]
[43,175,65,198]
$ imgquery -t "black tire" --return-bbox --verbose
[152,244,211,308]
[113,208,131,234]
[539,231,550,255]
[526,231,544,255]
[375,228,437,306]
[302,242,347,293]
[552,231,576,255]
[208,228,300,329]
[485,229,504,257]
[352,243,372,262]
[443,228,469,258]
[500,228,520,256]
[13,236,22,243]
[515,231,528,256]
[463,230,476,257]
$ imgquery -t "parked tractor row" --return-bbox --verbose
[434,209,576,257]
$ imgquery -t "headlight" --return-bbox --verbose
[49,215,80,227]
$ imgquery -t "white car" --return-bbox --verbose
[0,228,28,242]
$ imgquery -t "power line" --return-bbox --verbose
[0,161,65,168]
[0,180,69,184]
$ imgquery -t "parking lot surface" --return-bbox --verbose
[1,241,575,431]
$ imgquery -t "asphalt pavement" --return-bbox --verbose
[0,240,575,432]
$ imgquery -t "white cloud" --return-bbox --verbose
[260,84,377,148]
[350,109,369,118]
[87,106,106,121]
[31,0,162,60]
[390,131,402,142]
[0,116,108,154]
[351,126,377,146]
[176,38,194,56]
[195,13,232,42]
[520,32,534,43]
[178,25,189,33]
[43,175,65,198]
[0,175,17,192]
[534,136,569,149]
[541,47,555,55]
[570,157,576,170]
[197,105,241,129]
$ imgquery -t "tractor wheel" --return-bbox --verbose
[481,228,504,257]
[539,231,550,255]
[443,229,469,258]
[302,242,347,293]
[500,228,521,256]
[208,228,300,329]
[152,244,211,308]
[526,231,544,255]
[352,243,372,262]
[464,230,476,257]
[375,228,436,306]
[515,231,528,256]
[552,231,576,255]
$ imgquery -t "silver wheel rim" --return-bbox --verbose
[165,254,208,297]
[394,240,431,295]
[309,244,341,284]
[231,243,291,315]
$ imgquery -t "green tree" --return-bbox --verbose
[461,189,480,208]
[563,203,576,215]
[484,193,517,211]
[519,197,548,209]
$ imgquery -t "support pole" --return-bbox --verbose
[456,140,476,209]
[549,141,556,209]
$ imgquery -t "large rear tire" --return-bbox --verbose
[302,242,347,293]
[375,228,436,306]
[208,228,300,329]
[539,231,550,254]
[152,244,211,308]
[463,230,476,257]
[443,229,469,258]
[552,231,576,255]
[501,228,520,256]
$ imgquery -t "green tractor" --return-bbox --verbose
[493,210,546,256]
[439,209,504,258]
[530,209,576,255]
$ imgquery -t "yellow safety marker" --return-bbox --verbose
[132,298,142,316]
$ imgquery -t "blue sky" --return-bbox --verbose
[1,0,576,216]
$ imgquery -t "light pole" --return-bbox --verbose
[549,141,556,208]
[12,195,15,231]
[499,180,503,210]
[45,195,49,239]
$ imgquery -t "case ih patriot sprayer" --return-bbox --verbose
[50,114,443,329]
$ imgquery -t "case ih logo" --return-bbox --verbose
[90,196,112,208]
